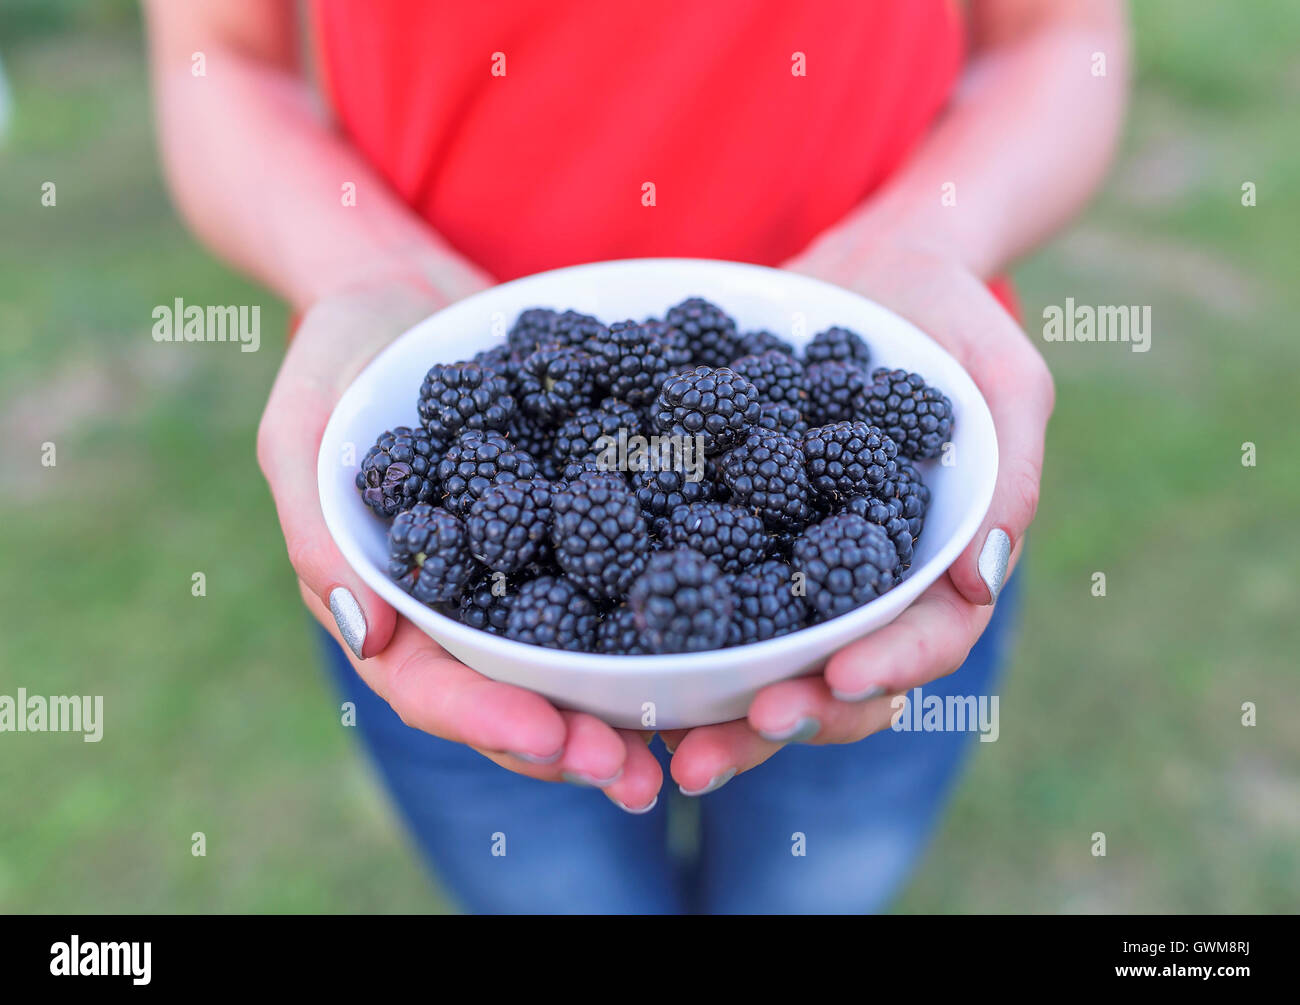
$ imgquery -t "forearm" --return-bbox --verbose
[823,0,1129,279]
[144,21,477,311]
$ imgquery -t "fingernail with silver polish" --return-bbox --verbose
[329,587,367,659]
[510,748,564,766]
[831,684,886,703]
[563,768,623,788]
[613,795,658,815]
[759,716,821,744]
[679,768,736,798]
[978,528,1011,604]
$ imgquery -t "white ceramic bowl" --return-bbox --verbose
[319,259,997,728]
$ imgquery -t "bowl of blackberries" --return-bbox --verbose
[319,259,997,728]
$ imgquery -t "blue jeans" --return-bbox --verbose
[322,575,1018,914]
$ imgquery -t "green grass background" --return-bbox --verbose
[0,2,1296,913]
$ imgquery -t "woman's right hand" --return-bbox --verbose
[256,277,664,812]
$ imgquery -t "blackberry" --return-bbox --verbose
[593,320,672,407]
[755,402,809,438]
[516,345,597,424]
[734,329,796,359]
[628,547,735,653]
[550,473,651,601]
[596,604,650,655]
[355,426,442,518]
[471,344,511,379]
[632,466,719,535]
[730,350,808,410]
[559,456,625,485]
[643,318,693,367]
[418,361,516,440]
[504,576,599,651]
[550,309,609,350]
[727,560,807,645]
[652,365,761,456]
[388,504,478,605]
[801,420,899,505]
[458,572,516,635]
[841,494,915,570]
[662,502,768,573]
[552,398,642,464]
[792,513,899,621]
[504,413,558,479]
[804,361,868,426]
[862,368,954,460]
[718,431,814,531]
[665,297,740,369]
[805,326,871,367]
[507,308,558,355]
[886,458,931,540]
[465,478,553,573]
[437,429,539,516]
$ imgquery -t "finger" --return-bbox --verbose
[259,366,396,659]
[554,711,630,787]
[657,729,688,754]
[821,575,994,701]
[603,729,665,813]
[950,323,1054,606]
[747,675,899,745]
[304,585,568,763]
[668,720,784,796]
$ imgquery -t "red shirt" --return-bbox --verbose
[313,0,966,282]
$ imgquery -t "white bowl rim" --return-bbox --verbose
[318,257,998,677]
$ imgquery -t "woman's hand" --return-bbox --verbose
[660,241,1054,792]
[256,275,663,812]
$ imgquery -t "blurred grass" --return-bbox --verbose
[1,3,1297,913]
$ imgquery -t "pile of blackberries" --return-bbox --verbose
[355,298,952,654]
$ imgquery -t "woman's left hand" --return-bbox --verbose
[659,240,1055,794]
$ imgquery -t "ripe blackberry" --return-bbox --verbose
[388,504,478,605]
[662,501,768,573]
[805,326,871,367]
[552,398,642,464]
[643,318,694,367]
[841,494,915,570]
[465,478,553,573]
[755,402,809,438]
[418,361,516,440]
[504,413,558,479]
[718,431,814,531]
[632,466,719,535]
[471,344,511,379]
[734,329,796,359]
[550,473,651,601]
[665,297,740,369]
[458,572,516,635]
[730,350,808,410]
[596,604,650,655]
[437,429,539,516]
[507,308,558,355]
[550,309,609,350]
[804,361,868,426]
[355,426,442,518]
[792,513,899,621]
[593,320,672,407]
[516,345,597,424]
[504,576,599,651]
[886,458,931,540]
[801,420,899,505]
[727,560,807,645]
[628,547,735,653]
[861,368,954,460]
[652,365,761,456]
